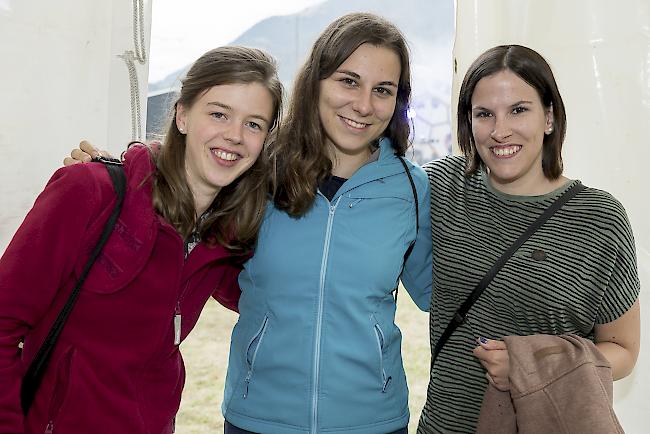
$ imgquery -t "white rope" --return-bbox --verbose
[119,0,148,140]
[132,0,147,64]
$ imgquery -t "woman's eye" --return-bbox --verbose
[474,111,491,118]
[374,87,393,97]
[512,106,528,114]
[341,77,357,86]
[247,121,262,131]
[211,112,226,119]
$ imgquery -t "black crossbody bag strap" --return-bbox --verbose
[394,156,419,303]
[21,157,126,415]
[431,181,585,366]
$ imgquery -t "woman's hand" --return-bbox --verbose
[62,140,112,166]
[473,337,511,391]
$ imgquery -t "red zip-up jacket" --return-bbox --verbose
[0,145,242,433]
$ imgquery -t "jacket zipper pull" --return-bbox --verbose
[243,371,252,399]
[382,376,392,393]
[44,421,54,434]
[174,303,182,346]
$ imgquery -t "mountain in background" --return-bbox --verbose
[148,0,454,162]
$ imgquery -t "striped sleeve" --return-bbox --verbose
[595,195,640,324]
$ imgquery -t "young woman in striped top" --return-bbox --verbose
[417,45,640,433]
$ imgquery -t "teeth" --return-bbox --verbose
[342,117,368,129]
[492,146,520,156]
[214,150,239,161]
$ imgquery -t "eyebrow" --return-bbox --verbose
[207,101,270,125]
[471,100,534,111]
[336,70,398,88]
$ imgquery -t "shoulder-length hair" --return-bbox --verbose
[270,12,412,217]
[457,44,567,179]
[154,46,283,252]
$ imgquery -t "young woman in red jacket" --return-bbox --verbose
[0,46,282,434]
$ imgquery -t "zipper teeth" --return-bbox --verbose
[311,197,340,434]
[243,316,269,399]
[374,324,387,385]
[172,281,190,345]
[177,281,191,307]
[173,236,189,342]
[248,316,269,368]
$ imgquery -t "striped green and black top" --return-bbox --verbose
[417,156,640,434]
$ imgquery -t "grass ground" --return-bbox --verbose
[176,288,430,433]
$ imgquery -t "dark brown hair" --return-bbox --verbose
[269,12,412,217]
[457,44,566,178]
[154,46,283,252]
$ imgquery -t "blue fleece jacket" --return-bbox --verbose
[223,138,432,434]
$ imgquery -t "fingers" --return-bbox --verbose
[71,147,93,163]
[79,140,100,158]
[473,344,487,360]
[475,349,510,391]
[65,141,113,166]
[472,337,505,362]
[485,372,510,391]
[473,338,511,391]
[473,339,508,364]
[63,156,81,166]
[478,337,507,350]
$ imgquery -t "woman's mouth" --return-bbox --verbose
[210,147,242,166]
[339,115,370,130]
[214,149,240,161]
[490,145,521,158]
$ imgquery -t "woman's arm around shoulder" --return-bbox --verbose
[400,162,433,311]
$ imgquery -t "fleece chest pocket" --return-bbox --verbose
[347,185,413,205]
[346,190,413,227]
[75,218,154,294]
[345,186,414,249]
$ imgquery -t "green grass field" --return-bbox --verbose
[176,288,430,433]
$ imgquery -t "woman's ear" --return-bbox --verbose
[544,104,554,135]
[176,104,187,134]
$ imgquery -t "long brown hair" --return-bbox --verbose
[269,13,412,217]
[153,46,283,252]
[457,45,567,178]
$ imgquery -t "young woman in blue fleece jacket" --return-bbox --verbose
[222,12,432,434]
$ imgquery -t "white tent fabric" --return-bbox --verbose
[0,0,152,250]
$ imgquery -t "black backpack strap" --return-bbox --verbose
[395,156,419,302]
[21,157,126,415]
[431,181,585,366]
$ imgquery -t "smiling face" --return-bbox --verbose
[470,69,554,192]
[176,82,274,204]
[318,43,401,161]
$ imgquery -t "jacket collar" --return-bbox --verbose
[329,137,409,200]
[81,145,238,292]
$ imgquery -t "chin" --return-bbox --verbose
[334,140,372,154]
[206,175,234,189]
